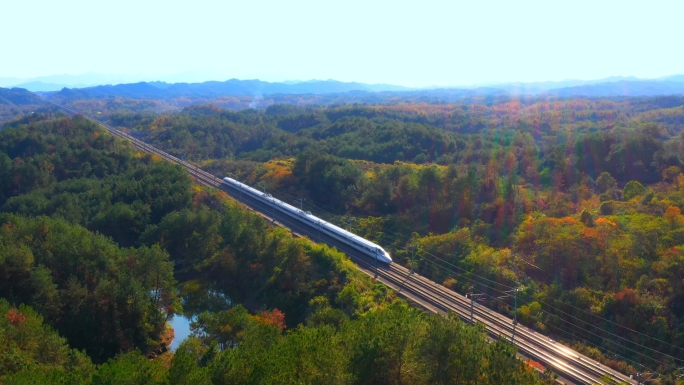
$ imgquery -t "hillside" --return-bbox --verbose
[6,88,684,379]
[95,97,684,379]
[0,87,51,121]
[0,113,549,384]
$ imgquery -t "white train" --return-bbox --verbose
[222,177,393,264]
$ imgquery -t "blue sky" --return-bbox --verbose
[2,0,683,87]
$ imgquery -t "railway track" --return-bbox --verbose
[48,102,635,385]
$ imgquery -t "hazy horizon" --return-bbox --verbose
[2,72,683,91]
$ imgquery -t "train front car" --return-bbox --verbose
[376,248,393,264]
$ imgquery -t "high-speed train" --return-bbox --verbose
[222,177,392,264]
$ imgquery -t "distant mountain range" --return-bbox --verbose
[2,76,684,124]
[8,81,79,92]
[44,79,410,100]
[547,80,684,97]
[460,75,684,96]
[40,77,684,102]
[0,71,224,91]
[2,74,684,107]
[466,76,634,94]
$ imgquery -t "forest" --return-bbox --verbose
[0,114,554,384]
[0,87,53,123]
[75,95,684,380]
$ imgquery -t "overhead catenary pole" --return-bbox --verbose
[499,287,520,345]
[512,288,518,345]
[410,244,415,274]
[631,371,659,385]
[467,292,484,325]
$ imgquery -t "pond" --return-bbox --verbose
[169,315,193,351]
[168,279,234,351]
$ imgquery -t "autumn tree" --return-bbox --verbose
[665,206,683,229]
[662,166,681,184]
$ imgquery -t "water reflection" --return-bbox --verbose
[169,279,234,351]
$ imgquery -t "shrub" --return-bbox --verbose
[600,201,615,215]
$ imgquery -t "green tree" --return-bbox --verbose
[0,215,180,363]
[167,338,212,385]
[90,352,166,385]
[662,166,681,184]
[623,180,646,200]
[416,313,486,384]
[580,209,594,227]
[343,302,422,385]
[0,299,94,383]
[596,172,617,193]
[190,306,252,351]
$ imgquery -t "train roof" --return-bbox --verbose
[223,177,387,253]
